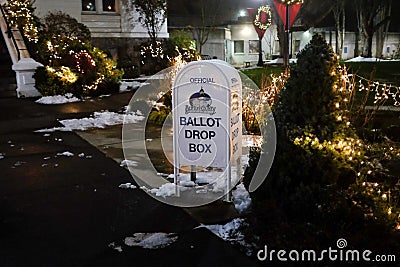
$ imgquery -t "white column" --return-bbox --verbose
[12,58,42,98]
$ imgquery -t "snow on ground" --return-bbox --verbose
[78,153,92,159]
[263,58,298,65]
[149,154,252,209]
[124,233,178,249]
[12,161,26,168]
[119,80,144,92]
[35,110,144,132]
[56,151,74,157]
[120,159,138,167]
[118,182,137,189]
[108,242,123,252]
[200,218,254,256]
[35,81,146,105]
[0,153,4,159]
[149,183,185,197]
[35,93,80,104]
[202,218,245,242]
[345,56,400,62]
[148,170,252,214]
[232,183,252,214]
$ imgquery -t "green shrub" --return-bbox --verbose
[244,35,400,250]
[169,30,195,51]
[33,66,78,96]
[248,35,363,208]
[139,39,199,75]
[31,12,123,97]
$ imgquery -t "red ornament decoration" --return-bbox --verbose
[273,0,302,29]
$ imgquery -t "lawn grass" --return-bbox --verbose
[242,61,400,107]
[240,65,283,88]
[242,61,400,87]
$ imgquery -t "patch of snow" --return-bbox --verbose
[200,218,254,256]
[124,233,178,249]
[78,153,85,158]
[108,242,123,252]
[150,183,178,197]
[201,218,246,242]
[0,153,4,160]
[120,159,138,167]
[35,93,80,104]
[119,182,137,189]
[156,166,245,195]
[232,183,252,214]
[119,81,144,92]
[140,185,150,192]
[180,180,196,187]
[35,110,144,132]
[243,135,263,148]
[13,161,26,167]
[267,58,282,64]
[345,56,400,62]
[57,151,74,157]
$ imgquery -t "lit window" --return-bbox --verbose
[249,40,259,54]
[103,0,116,12]
[82,0,96,11]
[234,40,244,54]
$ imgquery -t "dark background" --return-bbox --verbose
[168,0,400,32]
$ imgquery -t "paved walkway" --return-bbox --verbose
[0,92,259,267]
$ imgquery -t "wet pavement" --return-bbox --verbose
[0,92,259,267]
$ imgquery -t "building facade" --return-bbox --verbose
[221,22,400,66]
[32,0,168,59]
[33,0,168,39]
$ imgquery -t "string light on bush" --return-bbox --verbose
[70,50,96,74]
[4,0,39,42]
[279,0,303,5]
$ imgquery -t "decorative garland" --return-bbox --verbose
[4,0,39,42]
[254,5,272,31]
[279,0,303,5]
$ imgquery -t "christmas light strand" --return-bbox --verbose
[279,0,303,5]
[254,5,272,31]
[4,0,39,42]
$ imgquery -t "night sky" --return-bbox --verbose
[168,0,400,32]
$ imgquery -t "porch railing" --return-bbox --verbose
[0,3,29,61]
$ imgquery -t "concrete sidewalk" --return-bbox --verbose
[0,92,259,267]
